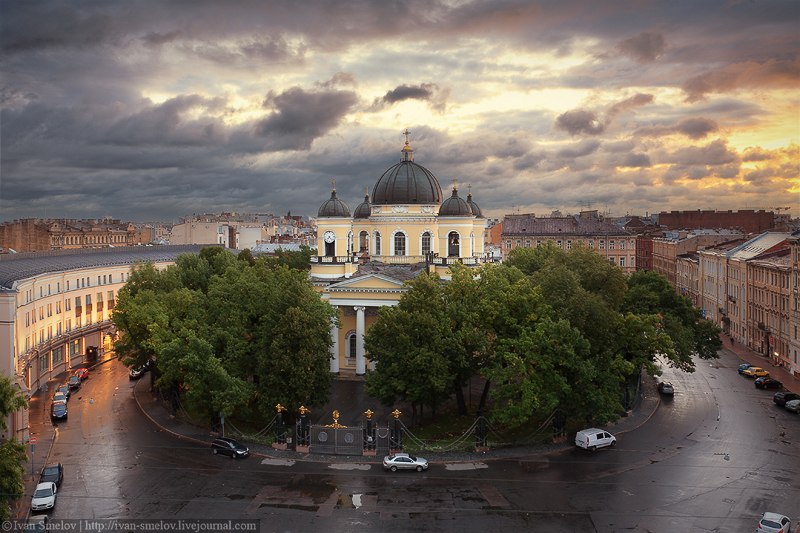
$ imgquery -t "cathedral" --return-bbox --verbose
[310,133,488,375]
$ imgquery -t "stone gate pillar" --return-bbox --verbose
[354,306,366,375]
[329,318,340,373]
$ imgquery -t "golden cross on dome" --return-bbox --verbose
[402,128,411,145]
[330,178,336,191]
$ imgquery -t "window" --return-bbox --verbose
[449,232,461,257]
[56,301,61,314]
[505,240,512,250]
[588,240,594,249]
[393,232,406,256]
[536,240,542,248]
[524,240,531,248]
[421,232,431,255]
[39,307,44,320]
[85,295,92,306]
[620,240,625,250]
[609,240,615,250]
[566,240,572,250]
[599,240,605,250]
[556,240,562,248]
[66,299,71,311]
[619,257,625,267]
[347,332,357,359]
[608,257,615,265]
[375,232,381,255]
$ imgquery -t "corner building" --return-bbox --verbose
[310,137,488,375]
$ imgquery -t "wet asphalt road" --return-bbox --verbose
[37,350,800,532]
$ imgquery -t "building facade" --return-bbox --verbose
[0,246,208,442]
[658,210,776,233]
[500,211,636,273]
[0,218,143,252]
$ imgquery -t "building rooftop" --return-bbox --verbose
[502,214,631,236]
[0,245,210,291]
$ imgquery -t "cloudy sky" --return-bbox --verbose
[2,0,798,223]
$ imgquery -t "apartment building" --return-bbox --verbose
[501,211,636,273]
[748,251,791,369]
[652,231,742,286]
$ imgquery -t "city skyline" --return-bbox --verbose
[1,0,798,223]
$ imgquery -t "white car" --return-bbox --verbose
[756,512,791,533]
[575,428,616,451]
[31,481,57,511]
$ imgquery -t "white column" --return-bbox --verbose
[329,318,340,373]
[355,306,366,375]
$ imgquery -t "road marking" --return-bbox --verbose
[328,463,371,470]
[260,458,295,466]
[444,462,488,471]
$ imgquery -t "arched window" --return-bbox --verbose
[448,231,460,257]
[394,232,406,256]
[421,232,431,255]
[359,231,369,253]
[374,232,381,255]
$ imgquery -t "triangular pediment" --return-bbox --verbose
[327,273,406,291]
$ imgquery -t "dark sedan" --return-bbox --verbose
[754,377,782,390]
[657,382,674,395]
[773,392,800,406]
[68,375,81,390]
[50,401,67,421]
[40,463,63,487]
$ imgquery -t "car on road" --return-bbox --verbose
[737,363,752,374]
[211,437,249,459]
[74,368,89,380]
[785,399,800,414]
[657,382,674,395]
[56,384,70,400]
[575,428,616,451]
[52,391,68,404]
[40,463,63,487]
[383,452,429,472]
[742,366,769,378]
[774,392,800,407]
[756,512,792,533]
[129,366,146,380]
[67,375,81,390]
[30,482,57,511]
[24,515,48,533]
[754,377,782,390]
[50,401,67,421]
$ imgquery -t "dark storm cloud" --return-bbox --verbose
[555,110,604,136]
[617,32,666,62]
[142,31,182,46]
[665,139,739,166]
[682,58,800,101]
[369,83,449,112]
[256,87,358,151]
[1,5,116,51]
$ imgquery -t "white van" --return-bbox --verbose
[575,428,616,450]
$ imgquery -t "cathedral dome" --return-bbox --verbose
[353,191,371,219]
[438,186,473,216]
[371,140,443,205]
[467,192,483,218]
[317,189,351,217]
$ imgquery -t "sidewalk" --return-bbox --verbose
[133,370,661,464]
[719,334,799,394]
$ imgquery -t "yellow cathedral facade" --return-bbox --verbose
[310,133,488,375]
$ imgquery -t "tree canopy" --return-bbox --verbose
[0,374,27,521]
[113,248,336,422]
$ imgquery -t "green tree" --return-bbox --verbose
[364,273,453,420]
[624,270,721,371]
[0,375,27,521]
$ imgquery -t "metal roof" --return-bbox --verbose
[0,245,210,291]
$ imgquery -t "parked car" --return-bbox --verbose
[785,399,800,414]
[52,391,68,404]
[774,392,800,407]
[742,366,769,378]
[50,401,67,421]
[755,377,783,390]
[129,366,146,380]
[737,363,752,374]
[383,452,429,472]
[24,515,48,533]
[30,482,57,511]
[211,437,249,459]
[575,428,616,451]
[74,368,89,380]
[39,463,63,487]
[56,384,70,400]
[67,375,81,390]
[657,382,674,395]
[756,512,792,533]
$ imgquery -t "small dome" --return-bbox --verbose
[438,186,473,216]
[372,140,443,205]
[467,193,483,218]
[354,191,371,219]
[318,189,351,217]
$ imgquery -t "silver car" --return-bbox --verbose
[785,399,800,414]
[756,512,791,533]
[383,453,429,472]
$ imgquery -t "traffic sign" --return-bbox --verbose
[29,436,38,444]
